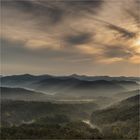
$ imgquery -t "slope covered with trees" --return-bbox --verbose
[91,95,139,139]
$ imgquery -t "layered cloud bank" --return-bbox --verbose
[1,0,140,76]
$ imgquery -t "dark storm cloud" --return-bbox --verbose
[104,0,139,39]
[103,45,133,58]
[90,16,136,40]
[125,0,140,27]
[107,24,136,39]
[62,0,104,13]
[1,0,64,24]
[2,0,104,24]
[65,32,93,45]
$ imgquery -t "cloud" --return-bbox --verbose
[1,0,104,49]
[91,17,137,40]
[129,55,140,64]
[64,32,93,45]
[2,0,104,24]
[1,0,140,76]
[62,0,104,13]
[106,24,136,39]
[124,0,140,27]
[103,45,133,58]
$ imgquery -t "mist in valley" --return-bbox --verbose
[0,74,139,139]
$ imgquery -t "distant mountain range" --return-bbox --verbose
[70,74,139,82]
[1,74,139,97]
[1,74,139,82]
[1,74,53,87]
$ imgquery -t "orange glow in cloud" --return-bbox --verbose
[133,37,140,53]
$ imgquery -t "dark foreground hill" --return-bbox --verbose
[1,95,139,139]
[1,121,103,139]
[91,95,139,139]
[1,100,98,126]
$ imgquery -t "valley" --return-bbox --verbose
[0,74,139,139]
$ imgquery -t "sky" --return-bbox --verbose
[1,0,140,76]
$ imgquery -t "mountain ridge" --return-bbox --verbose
[1,74,139,97]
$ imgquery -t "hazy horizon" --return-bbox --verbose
[1,73,139,77]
